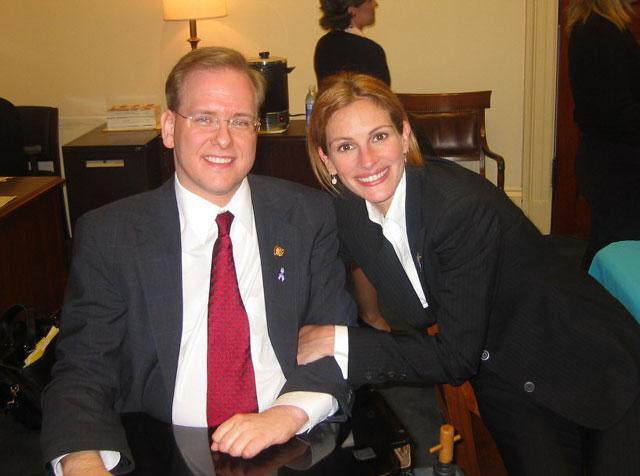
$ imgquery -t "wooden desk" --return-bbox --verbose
[0,176,67,314]
[63,125,171,230]
[253,119,318,188]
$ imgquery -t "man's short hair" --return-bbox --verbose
[165,46,266,113]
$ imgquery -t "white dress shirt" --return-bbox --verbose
[172,176,337,427]
[366,170,428,308]
[331,171,427,389]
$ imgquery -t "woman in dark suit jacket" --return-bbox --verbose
[300,73,640,475]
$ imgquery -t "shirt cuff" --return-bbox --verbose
[334,325,349,379]
[52,451,120,475]
[272,391,338,434]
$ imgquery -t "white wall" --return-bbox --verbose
[0,0,526,191]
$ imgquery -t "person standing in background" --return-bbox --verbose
[567,0,640,268]
[314,0,391,86]
[315,1,437,177]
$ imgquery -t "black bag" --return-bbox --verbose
[0,304,59,429]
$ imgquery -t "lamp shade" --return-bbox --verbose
[163,0,227,20]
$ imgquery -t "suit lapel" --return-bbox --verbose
[406,168,427,291]
[338,186,426,327]
[133,180,183,401]
[408,165,443,317]
[249,177,299,375]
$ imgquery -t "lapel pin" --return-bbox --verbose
[277,267,286,282]
[273,245,286,257]
[416,253,423,269]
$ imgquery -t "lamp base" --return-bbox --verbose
[188,19,200,50]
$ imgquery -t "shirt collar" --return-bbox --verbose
[366,169,407,228]
[174,175,254,243]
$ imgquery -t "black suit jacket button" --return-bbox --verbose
[387,371,397,379]
[377,373,387,382]
[524,381,535,393]
[364,371,373,381]
[481,350,490,361]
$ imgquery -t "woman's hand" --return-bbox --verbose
[359,311,391,332]
[297,325,336,365]
[350,265,391,331]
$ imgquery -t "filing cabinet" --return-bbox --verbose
[63,125,171,230]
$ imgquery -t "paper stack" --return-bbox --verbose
[106,104,160,131]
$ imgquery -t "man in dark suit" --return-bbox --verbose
[41,47,356,475]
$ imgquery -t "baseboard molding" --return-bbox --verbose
[504,187,523,208]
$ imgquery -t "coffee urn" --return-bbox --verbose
[248,51,294,133]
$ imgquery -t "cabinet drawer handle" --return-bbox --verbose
[85,159,125,168]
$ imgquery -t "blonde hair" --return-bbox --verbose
[165,46,266,113]
[566,0,635,32]
[307,73,423,194]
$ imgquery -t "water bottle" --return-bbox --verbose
[305,85,317,126]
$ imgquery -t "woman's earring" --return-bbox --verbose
[403,152,408,163]
[331,175,338,185]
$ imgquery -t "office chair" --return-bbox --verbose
[16,106,61,176]
[0,97,28,176]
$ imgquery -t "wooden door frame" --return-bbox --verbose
[521,0,559,234]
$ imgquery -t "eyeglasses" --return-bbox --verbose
[173,111,261,133]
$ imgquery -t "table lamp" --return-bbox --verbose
[163,0,227,50]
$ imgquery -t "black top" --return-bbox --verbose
[314,30,391,86]
[569,12,640,145]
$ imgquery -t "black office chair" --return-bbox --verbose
[16,106,61,176]
[0,97,28,176]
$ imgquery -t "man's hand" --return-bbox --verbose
[211,406,308,459]
[61,451,110,476]
[297,325,336,365]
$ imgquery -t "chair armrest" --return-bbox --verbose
[481,144,505,190]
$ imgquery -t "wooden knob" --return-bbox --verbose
[428,424,461,464]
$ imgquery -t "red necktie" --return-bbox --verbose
[206,211,258,427]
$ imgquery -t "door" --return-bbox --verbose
[552,1,640,236]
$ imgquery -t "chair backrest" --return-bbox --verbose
[16,106,61,176]
[0,97,27,176]
[397,91,505,190]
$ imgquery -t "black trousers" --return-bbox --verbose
[575,135,640,269]
[473,374,640,476]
